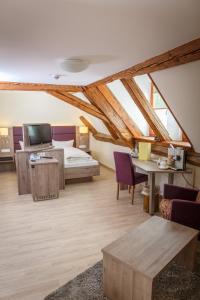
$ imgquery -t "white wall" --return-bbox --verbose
[0,91,83,126]
[0,90,110,134]
[90,136,129,169]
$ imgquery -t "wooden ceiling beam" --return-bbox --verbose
[94,133,128,147]
[102,121,120,140]
[79,116,98,135]
[80,116,128,147]
[82,90,119,140]
[88,38,200,87]
[80,114,119,140]
[121,78,171,141]
[136,136,191,148]
[0,81,83,92]
[64,91,119,139]
[84,86,134,147]
[48,91,108,122]
[50,90,120,140]
[97,85,142,138]
[61,92,101,114]
[1,39,199,93]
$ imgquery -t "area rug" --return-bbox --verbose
[45,243,200,300]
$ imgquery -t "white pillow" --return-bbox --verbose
[19,140,24,150]
[64,146,91,159]
[52,139,74,148]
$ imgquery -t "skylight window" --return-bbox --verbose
[71,92,110,134]
[134,75,183,141]
[85,116,110,135]
[71,92,91,104]
[107,80,149,136]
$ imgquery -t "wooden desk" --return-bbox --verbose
[132,158,193,215]
[102,216,198,300]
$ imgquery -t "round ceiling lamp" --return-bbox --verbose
[60,58,89,73]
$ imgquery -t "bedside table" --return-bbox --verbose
[86,150,92,155]
[0,127,14,171]
[29,158,59,201]
[78,147,91,155]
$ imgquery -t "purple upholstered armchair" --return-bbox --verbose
[113,152,148,204]
[160,184,200,234]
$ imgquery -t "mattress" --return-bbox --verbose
[64,159,99,168]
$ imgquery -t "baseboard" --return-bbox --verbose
[65,177,93,184]
[0,162,16,172]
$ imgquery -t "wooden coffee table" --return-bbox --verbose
[102,216,198,300]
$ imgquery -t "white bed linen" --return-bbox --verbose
[64,146,91,162]
[53,145,99,168]
[64,159,99,168]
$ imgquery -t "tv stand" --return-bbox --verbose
[15,148,64,195]
[29,158,59,201]
[24,145,54,152]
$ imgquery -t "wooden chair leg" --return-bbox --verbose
[128,185,131,193]
[117,183,120,200]
[131,186,135,205]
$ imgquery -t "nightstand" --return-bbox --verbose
[86,150,92,155]
[0,127,14,171]
[29,158,59,201]
[78,148,91,155]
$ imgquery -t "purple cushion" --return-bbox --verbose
[164,184,198,201]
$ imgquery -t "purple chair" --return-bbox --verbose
[161,184,200,234]
[113,152,148,204]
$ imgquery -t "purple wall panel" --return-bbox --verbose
[13,127,23,152]
[13,125,76,151]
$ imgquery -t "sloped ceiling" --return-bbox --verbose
[0,0,199,84]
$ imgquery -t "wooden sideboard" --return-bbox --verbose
[29,158,59,201]
[15,148,64,195]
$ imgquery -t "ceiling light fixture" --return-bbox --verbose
[50,74,68,80]
[61,58,89,73]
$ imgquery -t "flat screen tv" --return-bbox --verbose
[27,124,52,145]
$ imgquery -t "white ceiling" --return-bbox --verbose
[0,0,199,85]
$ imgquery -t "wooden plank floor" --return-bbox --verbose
[0,167,149,300]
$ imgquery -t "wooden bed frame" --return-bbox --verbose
[13,125,100,183]
[64,164,100,182]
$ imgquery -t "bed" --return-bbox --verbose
[63,146,100,181]
[13,125,100,182]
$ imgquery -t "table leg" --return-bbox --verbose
[168,173,174,184]
[175,236,198,272]
[149,173,155,215]
[103,253,153,300]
